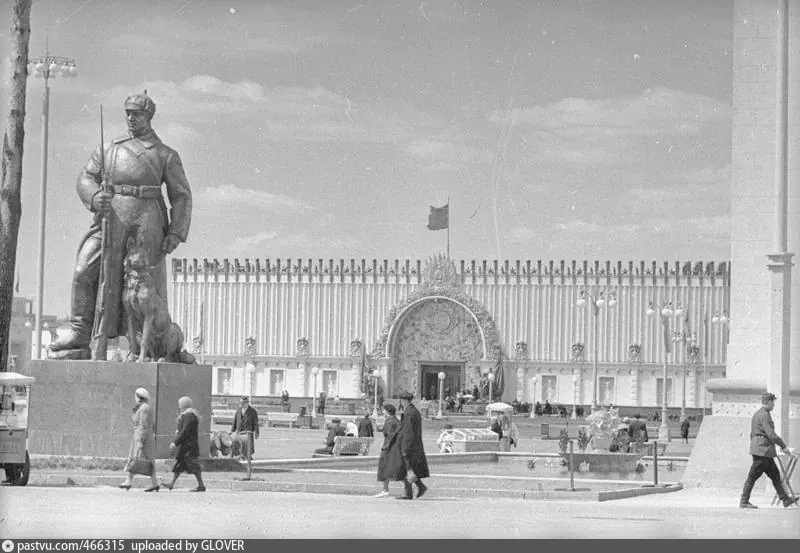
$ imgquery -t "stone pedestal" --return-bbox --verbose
[23,360,212,459]
[681,379,800,493]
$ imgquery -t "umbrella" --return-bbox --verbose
[486,402,513,413]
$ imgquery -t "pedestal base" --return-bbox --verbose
[682,380,800,493]
[23,360,212,459]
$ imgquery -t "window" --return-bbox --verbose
[269,369,285,396]
[599,377,615,406]
[656,378,674,407]
[216,368,232,395]
[322,369,339,398]
[541,375,558,402]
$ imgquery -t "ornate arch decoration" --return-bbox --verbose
[371,254,502,361]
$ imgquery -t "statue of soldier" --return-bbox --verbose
[49,92,192,359]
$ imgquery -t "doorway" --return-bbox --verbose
[420,363,462,400]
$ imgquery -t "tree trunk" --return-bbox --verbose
[0,0,32,372]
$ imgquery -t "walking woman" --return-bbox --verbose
[374,403,405,498]
[120,388,160,491]
[164,396,206,492]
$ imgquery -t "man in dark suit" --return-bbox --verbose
[397,392,430,500]
[314,418,346,455]
[357,412,374,438]
[740,392,798,509]
[230,396,260,459]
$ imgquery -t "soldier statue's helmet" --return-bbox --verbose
[124,91,156,119]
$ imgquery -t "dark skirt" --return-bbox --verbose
[377,441,406,482]
[173,447,201,475]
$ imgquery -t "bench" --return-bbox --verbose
[312,436,375,457]
[266,412,299,428]
[212,409,236,425]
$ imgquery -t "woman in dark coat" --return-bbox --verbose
[374,403,405,498]
[397,391,430,500]
[163,396,206,492]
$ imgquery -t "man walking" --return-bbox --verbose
[739,392,798,509]
[357,411,374,438]
[397,392,430,500]
[231,396,260,460]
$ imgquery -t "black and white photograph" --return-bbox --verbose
[0,0,798,540]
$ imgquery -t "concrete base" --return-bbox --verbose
[23,360,212,459]
[682,411,800,496]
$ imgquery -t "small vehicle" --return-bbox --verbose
[0,372,35,486]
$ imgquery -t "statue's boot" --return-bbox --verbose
[49,277,95,354]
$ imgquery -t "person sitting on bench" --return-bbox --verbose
[314,418,346,455]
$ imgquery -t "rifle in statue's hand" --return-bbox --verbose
[91,105,113,361]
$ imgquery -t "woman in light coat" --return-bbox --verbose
[120,387,160,492]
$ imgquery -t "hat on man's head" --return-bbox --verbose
[240,396,250,403]
[398,391,414,401]
[124,90,156,118]
[331,418,342,424]
[762,392,777,403]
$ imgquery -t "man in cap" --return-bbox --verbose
[231,396,260,460]
[49,91,192,359]
[314,417,346,456]
[397,391,430,499]
[739,392,798,508]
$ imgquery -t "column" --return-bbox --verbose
[630,368,640,406]
[351,361,362,397]
[686,368,697,408]
[516,367,525,402]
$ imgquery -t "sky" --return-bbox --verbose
[1,0,734,318]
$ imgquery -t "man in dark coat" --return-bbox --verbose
[357,412,374,438]
[740,392,798,509]
[164,396,205,492]
[231,396,260,459]
[314,418,346,455]
[397,391,430,500]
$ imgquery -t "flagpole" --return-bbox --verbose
[447,196,450,259]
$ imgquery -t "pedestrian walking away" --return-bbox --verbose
[396,392,430,500]
[739,392,799,509]
[120,388,161,492]
[164,396,206,492]
[231,396,259,459]
[680,417,690,445]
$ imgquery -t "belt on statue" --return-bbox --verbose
[109,184,162,199]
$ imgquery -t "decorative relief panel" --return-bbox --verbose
[391,299,484,397]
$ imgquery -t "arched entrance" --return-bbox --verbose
[372,254,502,398]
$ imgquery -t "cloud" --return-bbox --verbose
[491,87,730,136]
[193,184,310,215]
[230,231,280,254]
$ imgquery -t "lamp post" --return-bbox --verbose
[530,376,538,418]
[311,366,319,418]
[647,301,684,441]
[572,375,579,419]
[672,328,697,420]
[576,290,617,412]
[436,371,446,419]
[27,51,77,360]
[488,371,495,402]
[710,311,730,415]
[371,372,380,419]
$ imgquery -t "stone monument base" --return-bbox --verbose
[23,360,212,459]
[681,380,800,497]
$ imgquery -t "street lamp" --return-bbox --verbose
[710,311,730,414]
[370,372,380,419]
[529,376,539,418]
[647,301,684,441]
[576,289,617,411]
[311,366,319,417]
[572,375,579,419]
[488,371,495,402]
[436,371,446,419]
[27,50,77,360]
[672,328,697,420]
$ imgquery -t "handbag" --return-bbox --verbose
[125,457,154,476]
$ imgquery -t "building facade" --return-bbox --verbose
[170,255,730,409]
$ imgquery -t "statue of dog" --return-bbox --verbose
[122,233,195,364]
